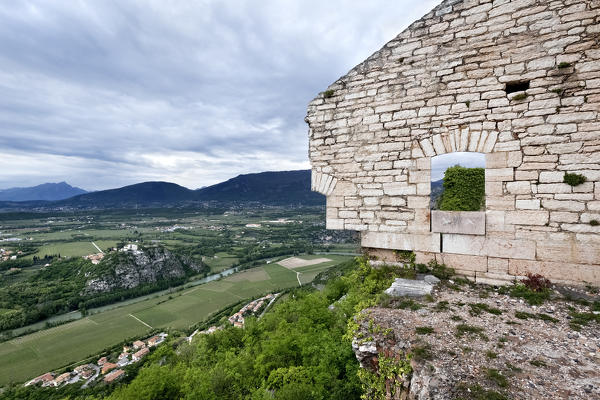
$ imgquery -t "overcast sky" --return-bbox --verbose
[0,0,441,191]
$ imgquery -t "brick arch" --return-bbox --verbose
[412,127,499,158]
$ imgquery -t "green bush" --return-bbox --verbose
[438,166,485,211]
[563,173,586,186]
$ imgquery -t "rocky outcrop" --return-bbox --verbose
[84,247,203,294]
[352,281,600,399]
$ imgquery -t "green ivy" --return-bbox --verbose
[357,353,412,400]
[438,166,485,211]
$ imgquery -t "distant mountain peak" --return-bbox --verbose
[0,182,87,202]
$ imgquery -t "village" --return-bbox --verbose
[24,333,167,388]
[190,292,280,339]
[23,292,280,390]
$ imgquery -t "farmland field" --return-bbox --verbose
[0,256,350,385]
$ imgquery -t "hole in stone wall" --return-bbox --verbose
[505,80,530,94]
[430,152,486,211]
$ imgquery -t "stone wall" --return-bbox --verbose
[306,0,600,285]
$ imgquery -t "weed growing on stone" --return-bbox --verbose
[590,220,599,226]
[456,324,487,340]
[434,300,450,312]
[323,89,335,98]
[486,350,498,359]
[557,62,572,69]
[451,315,463,321]
[456,383,509,400]
[469,303,502,316]
[511,93,527,101]
[504,283,550,305]
[396,298,423,311]
[551,88,564,95]
[411,343,433,361]
[505,362,522,373]
[563,172,587,186]
[569,310,600,331]
[415,326,434,335]
[529,359,547,367]
[486,368,508,388]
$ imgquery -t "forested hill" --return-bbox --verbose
[0,170,324,209]
[196,170,323,205]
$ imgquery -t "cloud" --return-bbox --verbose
[0,0,439,190]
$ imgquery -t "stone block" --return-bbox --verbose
[506,181,531,194]
[361,231,441,253]
[431,211,486,235]
[383,182,416,195]
[505,211,549,226]
[437,253,487,273]
[326,218,344,230]
[488,257,509,273]
[486,168,514,182]
[515,199,540,210]
[442,234,536,260]
[508,259,600,285]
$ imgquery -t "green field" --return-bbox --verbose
[28,241,98,258]
[0,257,349,385]
[203,252,239,272]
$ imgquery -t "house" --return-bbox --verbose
[80,369,95,380]
[25,372,54,387]
[101,362,118,374]
[103,369,125,383]
[132,347,149,362]
[146,335,163,347]
[52,372,71,386]
[132,340,145,349]
[306,0,600,286]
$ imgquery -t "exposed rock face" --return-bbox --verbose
[84,247,203,293]
[353,282,600,399]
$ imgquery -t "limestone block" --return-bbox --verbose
[488,257,509,273]
[431,211,486,235]
[432,135,446,155]
[437,253,487,273]
[475,272,514,286]
[331,180,357,196]
[326,218,344,230]
[550,212,579,223]
[541,200,585,212]
[537,183,572,194]
[443,234,536,260]
[539,171,565,183]
[419,139,435,157]
[508,259,599,285]
[486,152,508,168]
[328,196,344,208]
[486,168,514,182]
[384,278,433,297]
[506,181,531,194]
[361,231,441,253]
[516,199,540,210]
[383,182,416,195]
[536,240,600,265]
[505,211,549,226]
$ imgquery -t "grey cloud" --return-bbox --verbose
[0,0,439,190]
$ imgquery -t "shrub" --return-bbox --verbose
[563,172,586,186]
[522,273,551,292]
[438,165,485,211]
[557,62,571,69]
[323,89,335,98]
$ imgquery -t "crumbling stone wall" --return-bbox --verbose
[306,0,600,285]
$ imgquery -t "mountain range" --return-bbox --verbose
[0,170,324,209]
[0,182,87,202]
